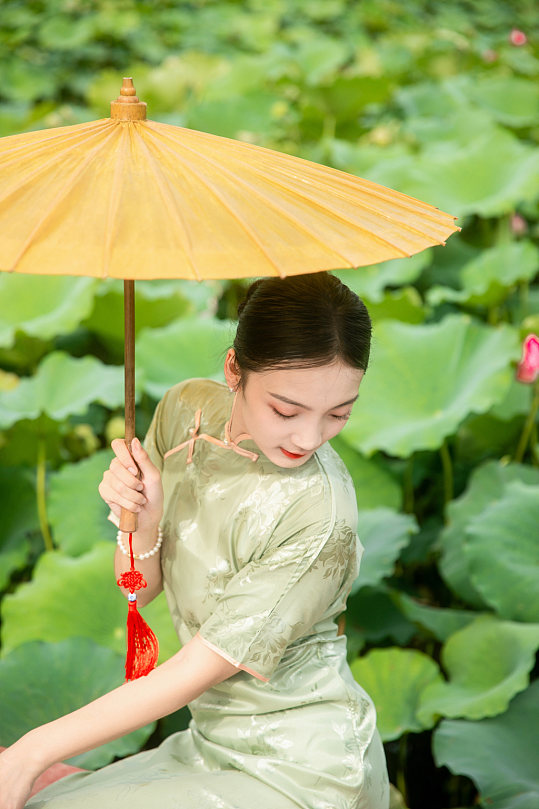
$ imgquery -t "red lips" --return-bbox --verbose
[280,448,306,459]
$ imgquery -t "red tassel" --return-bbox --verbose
[117,532,159,681]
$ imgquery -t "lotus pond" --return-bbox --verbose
[0,1,538,807]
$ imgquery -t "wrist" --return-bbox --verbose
[117,525,163,560]
[16,728,53,776]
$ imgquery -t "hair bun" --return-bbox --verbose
[237,279,264,318]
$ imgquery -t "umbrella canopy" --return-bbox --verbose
[0,78,459,531]
[0,79,458,281]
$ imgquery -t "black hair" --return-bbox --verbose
[232,272,371,382]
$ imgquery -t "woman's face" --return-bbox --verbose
[225,350,364,468]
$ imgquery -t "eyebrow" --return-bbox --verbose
[269,392,359,410]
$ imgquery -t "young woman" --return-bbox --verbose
[0,272,390,809]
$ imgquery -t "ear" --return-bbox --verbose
[224,349,241,391]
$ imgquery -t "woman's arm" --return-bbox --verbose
[0,635,238,809]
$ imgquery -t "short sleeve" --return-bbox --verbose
[198,493,360,682]
[142,396,166,472]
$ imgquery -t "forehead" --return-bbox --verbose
[251,361,364,406]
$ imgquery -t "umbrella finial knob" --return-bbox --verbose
[110,77,147,121]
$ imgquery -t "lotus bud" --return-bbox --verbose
[516,334,539,384]
[509,29,527,46]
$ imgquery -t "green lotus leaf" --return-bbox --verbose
[345,316,519,457]
[0,415,64,468]
[351,509,417,593]
[490,378,532,421]
[0,352,126,429]
[427,241,539,308]
[48,450,115,556]
[438,461,539,607]
[0,466,39,589]
[334,252,430,303]
[395,79,469,119]
[391,590,479,642]
[466,482,539,623]
[0,639,154,769]
[81,280,196,360]
[347,586,416,646]
[0,275,97,349]
[330,436,402,510]
[367,128,539,218]
[468,76,539,128]
[350,647,443,741]
[295,34,350,86]
[403,107,495,149]
[421,232,479,292]
[185,91,285,140]
[363,287,426,324]
[136,317,234,399]
[1,544,179,666]
[417,616,539,723]
[433,680,539,809]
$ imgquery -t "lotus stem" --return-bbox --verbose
[487,306,499,326]
[514,380,539,464]
[519,279,529,315]
[403,456,414,514]
[37,438,54,552]
[396,732,408,806]
[440,440,453,514]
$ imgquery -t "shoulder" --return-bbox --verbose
[314,442,359,532]
[151,378,228,451]
[262,442,358,549]
[160,377,226,411]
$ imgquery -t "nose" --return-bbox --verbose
[291,422,323,453]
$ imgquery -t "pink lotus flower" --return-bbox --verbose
[516,334,539,383]
[510,213,528,235]
[510,29,527,46]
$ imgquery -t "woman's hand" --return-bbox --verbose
[0,742,40,809]
[98,437,164,535]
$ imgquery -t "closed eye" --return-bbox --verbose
[272,407,296,419]
[272,406,351,421]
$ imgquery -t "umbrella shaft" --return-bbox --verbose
[124,280,136,446]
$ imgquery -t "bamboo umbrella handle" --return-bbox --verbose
[120,280,138,533]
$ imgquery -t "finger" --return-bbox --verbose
[103,471,148,508]
[131,438,159,478]
[103,469,146,506]
[109,457,145,491]
[110,438,138,475]
[102,487,144,513]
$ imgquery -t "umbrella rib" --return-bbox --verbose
[102,126,127,280]
[142,138,292,278]
[213,150,454,244]
[0,119,111,159]
[134,132,206,282]
[6,126,120,272]
[151,131,424,261]
[151,122,456,231]
[0,122,117,207]
[149,135,369,268]
[225,131,458,227]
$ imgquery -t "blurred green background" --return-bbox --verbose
[0,2,538,807]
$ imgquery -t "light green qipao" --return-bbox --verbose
[28,379,389,809]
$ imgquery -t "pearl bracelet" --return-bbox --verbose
[117,526,163,560]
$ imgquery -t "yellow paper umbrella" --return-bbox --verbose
[0,77,459,531]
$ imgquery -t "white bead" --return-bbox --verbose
[116,526,163,559]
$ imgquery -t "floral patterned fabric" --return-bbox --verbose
[28,379,389,809]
